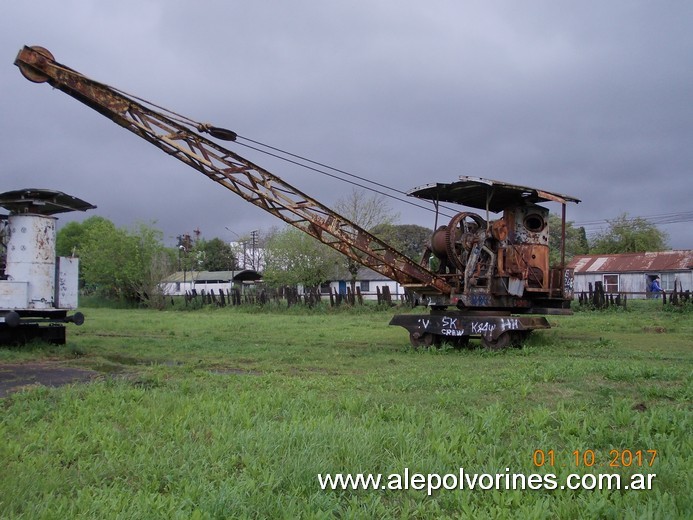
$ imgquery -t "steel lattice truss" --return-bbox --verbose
[15,46,451,296]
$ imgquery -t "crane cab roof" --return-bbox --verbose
[408,176,580,213]
[0,189,96,215]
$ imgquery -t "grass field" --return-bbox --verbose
[1,301,691,519]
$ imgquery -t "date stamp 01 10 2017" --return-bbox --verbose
[533,449,658,469]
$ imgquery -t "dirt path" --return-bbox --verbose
[0,362,98,398]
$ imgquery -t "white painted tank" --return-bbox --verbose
[4,214,57,309]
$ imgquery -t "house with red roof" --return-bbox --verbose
[567,250,693,298]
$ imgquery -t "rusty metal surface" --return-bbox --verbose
[408,176,580,212]
[389,312,550,344]
[568,251,693,273]
[15,46,54,83]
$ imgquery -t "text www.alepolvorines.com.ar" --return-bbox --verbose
[318,468,656,495]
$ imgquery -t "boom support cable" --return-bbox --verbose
[105,71,461,220]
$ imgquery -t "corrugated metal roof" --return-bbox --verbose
[568,250,693,273]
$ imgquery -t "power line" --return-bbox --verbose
[576,211,693,226]
[235,133,693,241]
[234,135,460,220]
[237,135,693,236]
[122,86,687,234]
[113,83,459,220]
[139,87,686,234]
[576,211,693,235]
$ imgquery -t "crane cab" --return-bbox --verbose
[391,177,580,348]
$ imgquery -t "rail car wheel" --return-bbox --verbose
[481,331,529,350]
[409,332,438,348]
[481,332,512,350]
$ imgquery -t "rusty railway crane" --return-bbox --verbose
[14,45,580,349]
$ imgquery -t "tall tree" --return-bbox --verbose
[370,223,432,262]
[76,219,175,306]
[56,216,113,257]
[590,213,669,254]
[333,189,399,290]
[197,238,237,271]
[262,226,338,288]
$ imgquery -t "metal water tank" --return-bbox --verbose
[5,214,57,309]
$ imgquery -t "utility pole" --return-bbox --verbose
[250,230,259,270]
[177,234,192,295]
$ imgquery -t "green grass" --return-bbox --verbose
[1,301,691,518]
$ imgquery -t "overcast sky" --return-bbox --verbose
[2,1,692,250]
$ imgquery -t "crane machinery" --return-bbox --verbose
[14,45,580,349]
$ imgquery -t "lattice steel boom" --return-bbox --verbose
[15,45,451,296]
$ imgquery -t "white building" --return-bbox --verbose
[309,267,405,302]
[160,269,262,296]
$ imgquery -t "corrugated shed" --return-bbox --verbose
[568,251,693,273]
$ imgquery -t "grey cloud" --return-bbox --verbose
[2,0,691,249]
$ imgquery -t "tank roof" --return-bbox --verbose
[0,189,96,215]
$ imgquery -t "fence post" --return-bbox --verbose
[592,281,604,309]
[382,285,392,306]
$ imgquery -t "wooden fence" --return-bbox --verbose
[577,281,691,310]
[179,285,419,308]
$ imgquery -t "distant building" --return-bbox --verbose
[567,250,693,298]
[294,267,404,301]
[316,267,404,302]
[160,269,262,296]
